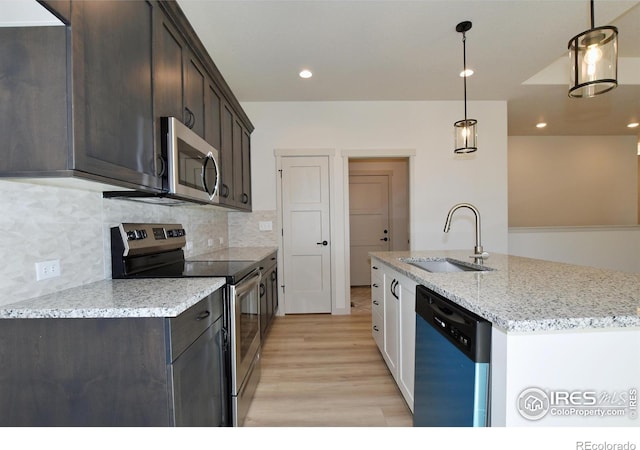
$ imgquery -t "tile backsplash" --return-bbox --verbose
[0,179,229,306]
[228,210,278,247]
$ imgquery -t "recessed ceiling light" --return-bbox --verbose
[536,122,547,129]
[299,69,313,79]
[627,122,639,128]
[459,69,474,77]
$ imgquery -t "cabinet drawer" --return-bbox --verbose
[169,288,223,360]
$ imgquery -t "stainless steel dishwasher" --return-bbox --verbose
[413,284,491,427]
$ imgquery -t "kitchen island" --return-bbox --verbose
[370,250,640,427]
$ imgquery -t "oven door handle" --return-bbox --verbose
[235,268,262,297]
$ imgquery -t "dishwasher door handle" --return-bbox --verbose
[434,303,466,325]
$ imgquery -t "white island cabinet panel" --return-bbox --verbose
[370,260,416,412]
[492,326,640,427]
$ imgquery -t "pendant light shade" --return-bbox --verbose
[454,21,477,154]
[568,0,618,98]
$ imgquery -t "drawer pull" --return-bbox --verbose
[373,325,379,332]
[196,310,211,321]
[372,283,379,288]
[373,300,379,305]
[372,266,378,270]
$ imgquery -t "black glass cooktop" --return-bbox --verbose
[129,260,259,283]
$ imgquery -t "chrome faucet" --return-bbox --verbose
[443,203,489,260]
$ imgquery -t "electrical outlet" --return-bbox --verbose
[186,241,193,251]
[208,238,214,247]
[35,260,60,281]
[219,237,224,245]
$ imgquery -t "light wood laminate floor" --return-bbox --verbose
[244,287,413,427]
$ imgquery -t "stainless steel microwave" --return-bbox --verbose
[163,116,220,204]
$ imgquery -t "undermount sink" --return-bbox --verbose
[401,258,490,273]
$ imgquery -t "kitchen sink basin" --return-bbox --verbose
[401,258,490,273]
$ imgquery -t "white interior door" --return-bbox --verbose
[281,156,332,313]
[349,174,390,286]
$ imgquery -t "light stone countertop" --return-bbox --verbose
[188,246,277,262]
[370,250,640,333]
[0,278,226,319]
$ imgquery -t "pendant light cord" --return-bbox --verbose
[590,0,595,29]
[462,31,468,123]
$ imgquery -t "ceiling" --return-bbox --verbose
[176,0,640,141]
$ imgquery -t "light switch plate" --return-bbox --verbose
[259,221,273,231]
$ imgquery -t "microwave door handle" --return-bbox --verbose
[202,154,218,198]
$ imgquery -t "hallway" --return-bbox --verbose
[244,287,412,426]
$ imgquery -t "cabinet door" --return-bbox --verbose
[232,118,244,205]
[71,0,160,190]
[240,127,252,209]
[259,278,268,339]
[171,316,228,426]
[153,8,185,161]
[398,276,416,412]
[269,265,278,317]
[183,51,206,137]
[382,271,399,378]
[0,26,68,173]
[219,101,235,205]
[204,81,222,151]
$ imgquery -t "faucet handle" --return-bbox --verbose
[470,251,489,261]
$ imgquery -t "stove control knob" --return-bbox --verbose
[126,231,137,241]
[167,228,185,238]
[133,229,147,240]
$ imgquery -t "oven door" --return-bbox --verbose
[230,268,261,395]
[164,116,220,204]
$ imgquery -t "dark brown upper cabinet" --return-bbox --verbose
[219,100,252,210]
[71,0,160,190]
[1,0,253,208]
[152,1,253,210]
[0,0,161,191]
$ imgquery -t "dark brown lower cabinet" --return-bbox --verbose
[259,253,278,340]
[0,289,228,426]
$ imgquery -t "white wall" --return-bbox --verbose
[508,135,638,227]
[242,100,509,313]
[508,226,640,273]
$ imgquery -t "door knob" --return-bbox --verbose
[316,240,328,246]
[380,237,388,241]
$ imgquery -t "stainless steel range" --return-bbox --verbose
[110,223,262,427]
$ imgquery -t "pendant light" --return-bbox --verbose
[454,21,477,154]
[568,0,618,98]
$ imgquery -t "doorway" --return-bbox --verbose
[348,157,410,287]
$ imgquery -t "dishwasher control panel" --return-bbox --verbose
[416,284,491,363]
[433,314,471,350]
